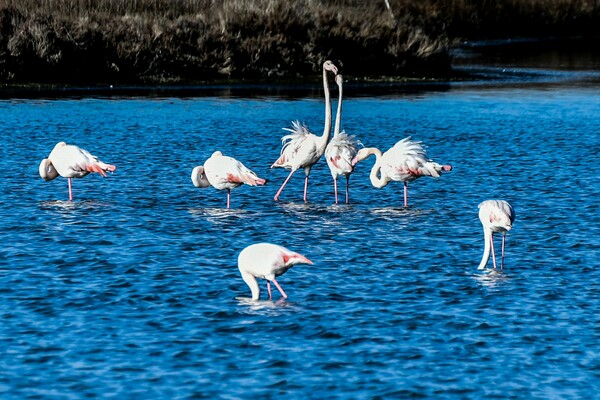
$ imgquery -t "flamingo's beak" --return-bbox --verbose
[300,255,314,265]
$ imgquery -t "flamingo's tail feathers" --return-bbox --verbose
[86,162,116,177]
[282,120,311,137]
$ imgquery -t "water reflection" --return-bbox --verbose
[235,296,300,316]
[472,268,511,289]
[39,199,114,212]
[188,207,253,223]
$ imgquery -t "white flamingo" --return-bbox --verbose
[351,137,452,207]
[477,199,516,270]
[271,60,338,202]
[191,151,266,209]
[238,243,313,301]
[325,74,358,204]
[39,141,116,201]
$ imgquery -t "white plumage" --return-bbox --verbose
[39,141,116,201]
[351,137,452,207]
[191,151,266,208]
[477,199,516,270]
[237,243,313,301]
[325,74,359,204]
[271,60,338,202]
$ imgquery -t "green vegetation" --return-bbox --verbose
[0,0,598,84]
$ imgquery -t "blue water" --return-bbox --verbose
[1,71,600,399]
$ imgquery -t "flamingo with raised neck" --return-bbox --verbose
[271,60,338,202]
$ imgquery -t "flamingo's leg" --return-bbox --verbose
[266,281,272,300]
[226,189,231,209]
[303,175,310,203]
[345,175,350,204]
[490,233,498,269]
[403,181,408,207]
[333,177,338,204]
[501,234,507,270]
[271,278,288,299]
[274,170,296,201]
[68,178,73,201]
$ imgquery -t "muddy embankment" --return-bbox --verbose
[1,0,599,86]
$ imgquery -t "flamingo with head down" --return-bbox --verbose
[351,137,452,207]
[325,74,359,204]
[39,141,116,201]
[477,199,516,270]
[237,242,313,301]
[191,151,266,209]
[271,60,338,202]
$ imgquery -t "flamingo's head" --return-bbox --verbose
[323,60,338,76]
[191,165,210,188]
[351,147,374,166]
[39,158,59,181]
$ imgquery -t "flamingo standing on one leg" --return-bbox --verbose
[191,151,266,209]
[271,60,338,202]
[325,74,359,204]
[39,141,116,201]
[477,199,516,270]
[237,242,313,301]
[351,137,452,207]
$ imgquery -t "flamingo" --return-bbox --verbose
[477,199,516,270]
[39,141,116,201]
[271,60,338,202]
[351,137,452,207]
[191,151,266,208]
[237,242,313,301]
[325,74,359,204]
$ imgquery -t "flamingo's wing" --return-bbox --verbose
[272,121,316,169]
[326,132,359,175]
[224,157,266,186]
[383,137,446,180]
[206,155,265,189]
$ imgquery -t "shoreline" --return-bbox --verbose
[3,36,600,99]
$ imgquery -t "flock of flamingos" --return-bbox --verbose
[38,60,516,301]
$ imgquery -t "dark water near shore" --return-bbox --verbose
[1,57,600,398]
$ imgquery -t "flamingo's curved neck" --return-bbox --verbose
[240,270,260,300]
[333,78,343,138]
[317,66,333,153]
[365,148,390,188]
[477,228,492,270]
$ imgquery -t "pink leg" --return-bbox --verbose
[501,235,507,270]
[333,177,338,204]
[303,175,309,203]
[403,182,408,207]
[345,175,350,204]
[68,178,73,201]
[274,170,296,201]
[271,278,288,299]
[226,190,231,209]
[266,281,272,300]
[490,233,498,269]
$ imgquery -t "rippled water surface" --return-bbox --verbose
[1,70,600,399]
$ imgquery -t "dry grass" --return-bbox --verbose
[0,0,598,84]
